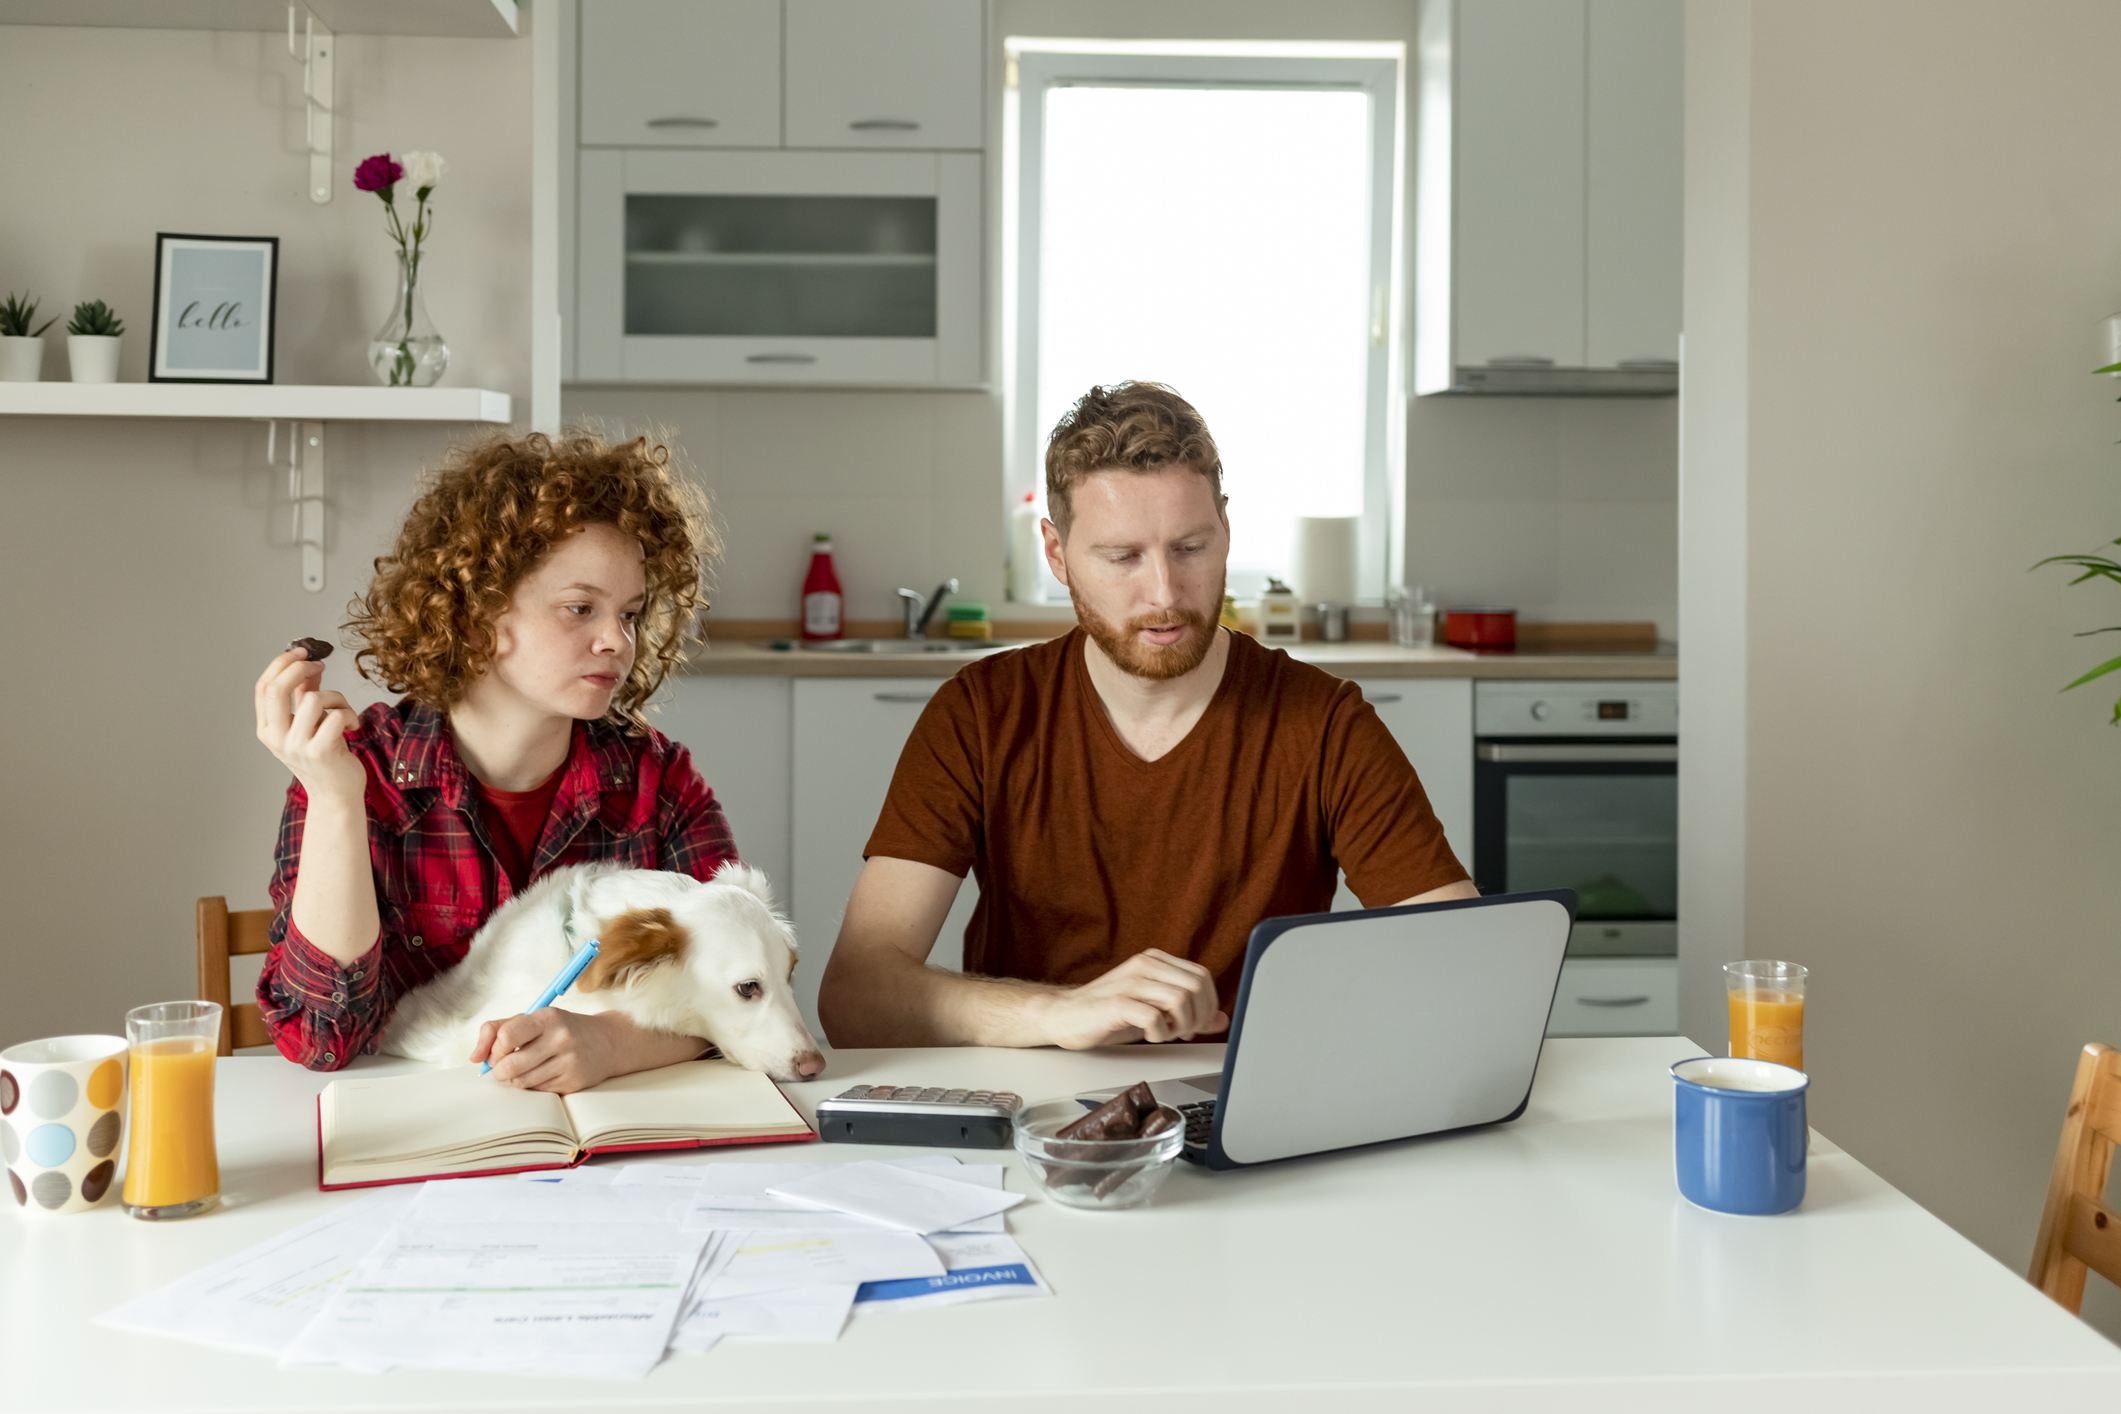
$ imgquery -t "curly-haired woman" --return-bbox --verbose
[249,428,793,1093]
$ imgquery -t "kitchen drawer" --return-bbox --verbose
[785,0,985,150]
[580,0,782,148]
[1546,957,1676,1037]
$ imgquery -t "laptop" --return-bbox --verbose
[1076,890,1577,1170]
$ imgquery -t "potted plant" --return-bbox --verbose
[66,300,124,383]
[0,291,55,382]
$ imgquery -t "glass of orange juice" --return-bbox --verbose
[1725,961,1807,1072]
[121,1001,221,1220]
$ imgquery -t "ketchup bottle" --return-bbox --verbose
[800,533,844,641]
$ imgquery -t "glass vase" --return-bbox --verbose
[367,249,449,387]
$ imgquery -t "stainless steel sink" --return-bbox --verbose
[796,638,1025,654]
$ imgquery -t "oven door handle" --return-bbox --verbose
[1477,744,1678,763]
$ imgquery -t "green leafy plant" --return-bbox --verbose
[0,291,55,338]
[2035,541,2121,720]
[66,300,124,337]
[2038,356,2121,721]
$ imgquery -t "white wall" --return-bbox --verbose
[1682,0,2121,1342]
[569,0,1680,634]
[0,24,531,1046]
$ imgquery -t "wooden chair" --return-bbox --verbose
[2029,1042,2121,1313]
[196,897,276,1056]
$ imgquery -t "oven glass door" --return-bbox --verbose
[1474,741,1678,927]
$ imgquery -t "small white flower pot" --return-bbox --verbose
[0,335,43,382]
[67,334,120,384]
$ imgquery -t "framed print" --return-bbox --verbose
[149,234,278,383]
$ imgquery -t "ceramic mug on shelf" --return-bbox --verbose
[1671,1056,1808,1216]
[1,1034,129,1215]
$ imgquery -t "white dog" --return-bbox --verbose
[382,861,824,1084]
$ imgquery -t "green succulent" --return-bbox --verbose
[0,291,55,338]
[67,300,124,337]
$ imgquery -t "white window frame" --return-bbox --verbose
[1004,40,1406,600]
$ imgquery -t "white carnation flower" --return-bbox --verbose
[399,151,446,194]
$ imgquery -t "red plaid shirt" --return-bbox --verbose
[256,698,738,1069]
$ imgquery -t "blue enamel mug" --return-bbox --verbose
[1671,1056,1808,1215]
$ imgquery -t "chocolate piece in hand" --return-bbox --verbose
[288,637,334,662]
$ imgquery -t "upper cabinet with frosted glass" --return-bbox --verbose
[1413,0,1681,396]
[569,0,986,387]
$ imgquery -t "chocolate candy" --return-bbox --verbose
[288,637,334,662]
[1137,1108,1177,1140]
[1056,1080,1156,1142]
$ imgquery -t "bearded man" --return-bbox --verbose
[816,382,1477,1049]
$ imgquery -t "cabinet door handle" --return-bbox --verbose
[850,118,920,131]
[746,353,818,364]
[1364,693,1403,704]
[646,116,719,128]
[1575,995,1652,1007]
[872,692,936,703]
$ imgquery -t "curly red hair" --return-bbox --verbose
[347,427,713,731]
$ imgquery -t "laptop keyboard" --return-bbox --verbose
[1178,1099,1217,1148]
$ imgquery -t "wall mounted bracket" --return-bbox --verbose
[266,419,328,592]
[287,4,333,204]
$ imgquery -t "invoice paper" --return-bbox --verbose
[854,1233,1053,1314]
[623,1157,1012,1233]
[700,1227,945,1299]
[669,1282,860,1349]
[95,1188,415,1358]
[768,1161,1025,1234]
[282,1220,707,1380]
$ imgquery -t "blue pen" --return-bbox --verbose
[481,937,600,1074]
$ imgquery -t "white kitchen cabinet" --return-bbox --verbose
[1414,0,1681,395]
[1546,957,1677,1036]
[1584,0,1683,370]
[579,0,783,149]
[652,677,794,900]
[576,148,983,386]
[790,681,978,1040]
[785,0,984,151]
[1332,679,1474,910]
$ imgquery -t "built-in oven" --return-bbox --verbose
[1474,681,1678,1034]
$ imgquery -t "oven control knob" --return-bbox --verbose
[1529,701,1551,722]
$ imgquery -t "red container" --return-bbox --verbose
[1442,606,1517,651]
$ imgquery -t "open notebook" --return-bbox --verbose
[316,1059,815,1190]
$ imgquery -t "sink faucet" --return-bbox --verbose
[897,577,959,639]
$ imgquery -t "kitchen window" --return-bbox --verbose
[1006,41,1405,599]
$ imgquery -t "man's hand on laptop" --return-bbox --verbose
[1034,949,1229,1049]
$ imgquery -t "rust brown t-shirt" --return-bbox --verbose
[863,628,1468,1027]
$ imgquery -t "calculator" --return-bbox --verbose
[815,1085,1024,1150]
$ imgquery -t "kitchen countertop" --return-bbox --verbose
[681,637,1678,680]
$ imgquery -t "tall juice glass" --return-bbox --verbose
[1726,961,1807,1072]
[121,1001,221,1220]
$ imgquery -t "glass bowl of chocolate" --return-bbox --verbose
[1013,1082,1184,1211]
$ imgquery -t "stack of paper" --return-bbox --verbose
[96,1156,1052,1379]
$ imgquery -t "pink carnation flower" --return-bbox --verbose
[353,153,405,194]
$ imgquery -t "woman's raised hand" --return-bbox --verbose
[254,645,366,804]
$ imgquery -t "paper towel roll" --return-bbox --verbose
[1293,516,1360,604]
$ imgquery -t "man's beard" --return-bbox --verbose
[1071,583,1224,682]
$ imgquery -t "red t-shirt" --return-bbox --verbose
[476,765,566,894]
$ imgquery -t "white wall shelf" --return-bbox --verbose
[0,382,511,595]
[0,0,518,38]
[0,383,512,422]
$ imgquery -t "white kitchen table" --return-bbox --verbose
[3,1037,2115,1412]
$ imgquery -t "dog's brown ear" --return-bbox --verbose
[578,907,691,993]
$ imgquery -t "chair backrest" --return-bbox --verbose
[2029,1042,2121,1313]
[196,897,276,1056]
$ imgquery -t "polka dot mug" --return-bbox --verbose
[1,1035,128,1216]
